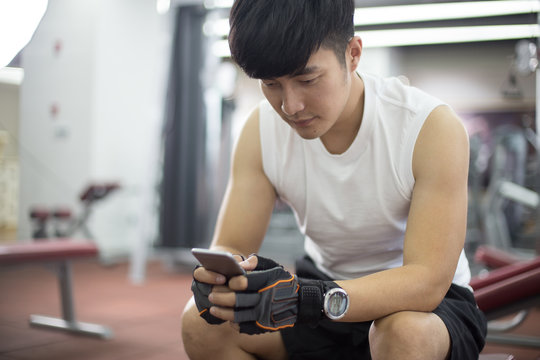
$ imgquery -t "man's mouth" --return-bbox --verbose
[292,117,315,128]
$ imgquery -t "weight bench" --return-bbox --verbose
[471,246,540,349]
[0,240,113,339]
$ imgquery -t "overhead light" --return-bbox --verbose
[211,24,540,57]
[203,18,229,37]
[205,1,540,38]
[359,24,540,48]
[354,0,540,26]
[204,0,233,9]
[211,39,231,58]
[206,1,540,57]
[156,0,171,15]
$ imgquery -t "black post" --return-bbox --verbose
[159,5,210,249]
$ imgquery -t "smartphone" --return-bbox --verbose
[191,248,246,278]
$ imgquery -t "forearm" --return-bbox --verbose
[209,244,253,258]
[336,264,452,322]
[209,177,275,258]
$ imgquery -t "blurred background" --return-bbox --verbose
[0,0,539,359]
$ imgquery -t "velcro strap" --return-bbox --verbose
[297,284,323,325]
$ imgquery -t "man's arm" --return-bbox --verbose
[209,108,277,258]
[336,105,470,321]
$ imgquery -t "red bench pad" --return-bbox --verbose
[0,240,98,264]
[474,245,522,269]
[471,257,540,314]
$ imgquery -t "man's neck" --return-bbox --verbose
[320,73,365,155]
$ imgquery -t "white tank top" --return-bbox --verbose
[259,72,471,287]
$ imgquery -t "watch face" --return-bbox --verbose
[325,288,349,320]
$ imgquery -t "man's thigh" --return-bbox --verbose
[281,318,372,359]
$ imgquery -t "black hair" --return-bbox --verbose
[228,0,355,79]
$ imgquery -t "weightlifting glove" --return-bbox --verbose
[191,266,226,325]
[234,255,342,335]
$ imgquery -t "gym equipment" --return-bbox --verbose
[481,125,536,254]
[480,355,515,360]
[52,207,73,237]
[29,207,50,239]
[471,245,540,349]
[29,182,120,239]
[468,120,540,352]
[0,240,113,339]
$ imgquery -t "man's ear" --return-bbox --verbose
[348,36,363,72]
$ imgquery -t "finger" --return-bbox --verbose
[212,285,233,293]
[232,254,245,262]
[239,255,258,271]
[194,267,226,285]
[228,275,248,291]
[209,290,237,307]
[210,306,235,322]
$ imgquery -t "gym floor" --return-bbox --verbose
[0,256,539,359]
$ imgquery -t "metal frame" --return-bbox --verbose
[484,289,540,348]
[29,261,113,339]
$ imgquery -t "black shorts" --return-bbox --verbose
[281,256,487,360]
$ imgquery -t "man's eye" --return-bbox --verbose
[300,77,318,84]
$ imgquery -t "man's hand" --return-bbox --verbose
[208,255,343,335]
[191,254,254,325]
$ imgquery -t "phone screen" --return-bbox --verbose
[191,248,246,278]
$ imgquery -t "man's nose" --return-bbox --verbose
[281,87,304,117]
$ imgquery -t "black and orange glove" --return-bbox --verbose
[191,267,226,325]
[233,256,341,335]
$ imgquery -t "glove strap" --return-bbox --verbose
[297,279,342,326]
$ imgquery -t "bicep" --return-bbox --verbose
[211,109,277,256]
[403,106,470,290]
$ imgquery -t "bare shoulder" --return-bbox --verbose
[412,105,469,182]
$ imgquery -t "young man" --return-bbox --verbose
[182,1,487,359]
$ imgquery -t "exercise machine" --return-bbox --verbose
[472,245,540,349]
[29,182,120,240]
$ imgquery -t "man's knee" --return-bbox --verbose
[181,297,287,360]
[181,298,231,359]
[369,311,450,360]
[182,298,205,357]
[369,311,438,344]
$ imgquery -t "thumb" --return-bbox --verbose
[240,254,258,271]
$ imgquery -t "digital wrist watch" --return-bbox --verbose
[323,287,350,320]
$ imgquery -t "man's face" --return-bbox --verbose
[259,47,353,140]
